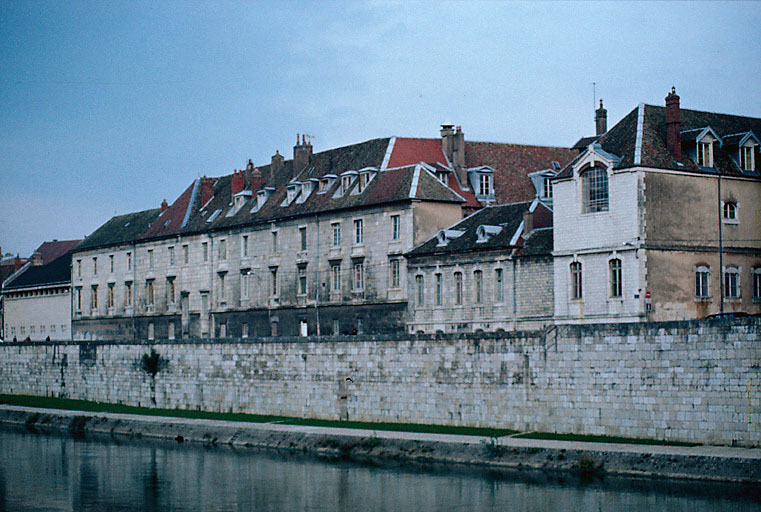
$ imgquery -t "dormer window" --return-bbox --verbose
[436,229,465,247]
[319,179,328,192]
[286,184,299,204]
[251,187,274,213]
[543,177,553,199]
[697,141,713,167]
[740,145,755,171]
[476,225,502,243]
[436,171,449,186]
[337,172,357,196]
[358,172,370,192]
[479,174,492,196]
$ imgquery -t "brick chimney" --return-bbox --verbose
[293,133,313,172]
[441,123,455,162]
[441,124,467,187]
[31,251,43,266]
[160,199,168,213]
[666,87,682,161]
[200,177,215,206]
[231,169,245,196]
[248,165,263,192]
[271,150,284,175]
[595,99,607,135]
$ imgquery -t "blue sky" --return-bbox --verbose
[1,1,760,257]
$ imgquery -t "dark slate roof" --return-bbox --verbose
[520,227,553,256]
[571,136,600,150]
[4,251,73,290]
[465,141,577,203]
[75,209,161,252]
[557,103,761,179]
[407,201,553,258]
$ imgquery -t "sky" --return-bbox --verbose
[1,1,760,257]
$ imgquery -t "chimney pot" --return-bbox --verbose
[294,132,313,171]
[523,209,533,238]
[160,199,168,213]
[232,168,245,195]
[665,87,682,161]
[595,99,607,136]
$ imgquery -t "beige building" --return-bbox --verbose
[554,89,760,323]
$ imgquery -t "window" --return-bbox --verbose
[91,285,98,311]
[495,269,503,302]
[298,265,307,295]
[697,142,713,167]
[147,250,154,269]
[391,215,400,241]
[609,258,622,298]
[474,270,483,304]
[241,236,248,258]
[332,223,341,247]
[109,254,114,273]
[354,219,363,245]
[581,167,608,213]
[435,273,442,306]
[415,275,425,306]
[753,268,761,300]
[479,174,492,196]
[146,280,154,306]
[436,171,449,185]
[125,282,132,307]
[331,264,341,294]
[167,278,176,305]
[127,252,132,271]
[358,172,370,192]
[93,257,98,276]
[570,262,582,299]
[75,287,82,312]
[242,323,249,338]
[219,239,227,260]
[300,227,307,251]
[454,272,463,305]
[168,322,175,340]
[148,322,154,341]
[740,146,755,171]
[270,268,278,297]
[695,266,710,298]
[332,319,340,335]
[723,202,737,221]
[241,271,249,300]
[341,175,352,194]
[390,259,400,288]
[272,231,278,253]
[543,177,553,199]
[77,259,81,278]
[168,246,175,265]
[724,267,740,299]
[202,242,208,262]
[218,273,226,302]
[107,283,114,309]
[353,261,364,291]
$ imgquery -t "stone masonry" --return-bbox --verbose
[1,318,759,446]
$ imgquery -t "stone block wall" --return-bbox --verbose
[1,318,759,446]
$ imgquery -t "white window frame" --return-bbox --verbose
[241,271,250,300]
[479,174,492,196]
[697,141,713,167]
[353,261,364,292]
[389,259,400,289]
[570,261,582,300]
[581,167,609,213]
[609,258,622,298]
[454,271,463,306]
[354,218,363,245]
[474,269,483,304]
[724,266,740,299]
[391,214,400,241]
[331,264,341,294]
[332,222,341,247]
[695,265,711,299]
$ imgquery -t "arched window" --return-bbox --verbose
[454,272,463,305]
[609,258,622,298]
[723,201,737,220]
[695,265,710,298]
[724,266,740,299]
[570,262,582,299]
[581,167,609,213]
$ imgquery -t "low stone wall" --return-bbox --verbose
[0,318,759,446]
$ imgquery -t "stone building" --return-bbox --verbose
[553,89,761,323]
[3,239,81,341]
[405,199,554,333]
[72,127,574,340]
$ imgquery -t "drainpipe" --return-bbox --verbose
[314,213,321,336]
[209,233,214,338]
[511,256,517,329]
[718,174,724,314]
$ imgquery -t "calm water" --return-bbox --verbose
[0,428,758,512]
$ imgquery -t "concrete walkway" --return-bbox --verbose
[2,404,760,482]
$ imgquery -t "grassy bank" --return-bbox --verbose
[0,394,517,438]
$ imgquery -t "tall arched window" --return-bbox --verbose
[609,258,622,298]
[581,166,609,213]
[695,265,710,298]
[724,266,740,299]
[570,262,582,299]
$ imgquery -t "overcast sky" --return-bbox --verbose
[1,1,759,257]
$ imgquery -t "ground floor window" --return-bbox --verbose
[695,266,710,298]
[724,267,740,299]
[570,262,582,299]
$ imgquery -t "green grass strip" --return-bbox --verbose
[514,431,699,447]
[0,394,517,438]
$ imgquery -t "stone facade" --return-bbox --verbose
[1,318,759,446]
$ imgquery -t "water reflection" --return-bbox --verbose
[0,427,757,511]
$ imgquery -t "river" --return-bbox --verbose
[0,428,757,511]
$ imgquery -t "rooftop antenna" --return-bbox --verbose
[303,134,315,144]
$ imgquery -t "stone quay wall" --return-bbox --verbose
[0,318,759,446]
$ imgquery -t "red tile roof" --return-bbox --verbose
[465,142,577,204]
[386,137,448,168]
[142,182,196,239]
